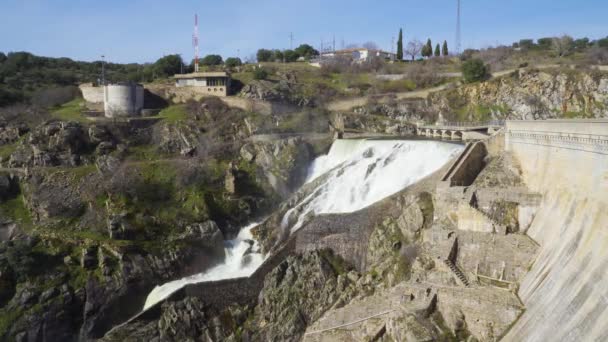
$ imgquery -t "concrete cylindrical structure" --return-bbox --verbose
[104,83,144,118]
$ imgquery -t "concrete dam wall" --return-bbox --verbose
[504,119,608,341]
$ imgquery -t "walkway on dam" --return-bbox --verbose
[416,121,504,140]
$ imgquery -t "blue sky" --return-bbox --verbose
[0,0,606,63]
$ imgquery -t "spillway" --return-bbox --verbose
[285,139,463,231]
[141,139,462,311]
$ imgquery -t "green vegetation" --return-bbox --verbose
[422,39,433,58]
[201,54,223,66]
[462,58,490,83]
[51,98,87,122]
[0,143,18,161]
[0,195,33,230]
[256,44,319,63]
[158,104,188,123]
[225,57,243,68]
[252,67,269,80]
[0,307,23,337]
[397,28,404,61]
[442,40,449,56]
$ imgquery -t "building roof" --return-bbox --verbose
[174,72,230,79]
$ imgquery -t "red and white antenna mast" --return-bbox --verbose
[193,13,200,72]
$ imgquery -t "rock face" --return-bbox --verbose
[239,137,315,199]
[429,68,608,121]
[239,71,312,107]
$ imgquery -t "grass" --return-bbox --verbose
[0,195,33,230]
[0,144,18,161]
[158,104,188,123]
[51,98,88,122]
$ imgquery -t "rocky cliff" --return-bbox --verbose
[430,68,608,122]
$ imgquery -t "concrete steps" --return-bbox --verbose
[444,259,470,287]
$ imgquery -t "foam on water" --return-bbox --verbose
[141,139,462,311]
[143,222,265,310]
[285,139,463,231]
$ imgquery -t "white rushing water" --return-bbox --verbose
[285,139,463,231]
[143,222,265,310]
[141,139,462,311]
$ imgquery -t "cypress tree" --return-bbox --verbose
[397,29,404,61]
[442,40,449,56]
[434,43,441,57]
[423,39,432,58]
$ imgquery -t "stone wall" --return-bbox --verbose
[504,119,608,341]
[79,83,104,104]
[145,84,299,116]
[440,142,488,187]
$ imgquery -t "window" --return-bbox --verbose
[207,77,226,87]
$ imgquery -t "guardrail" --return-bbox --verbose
[420,120,505,128]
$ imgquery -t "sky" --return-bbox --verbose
[0,0,606,64]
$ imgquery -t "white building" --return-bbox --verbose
[320,48,396,62]
[174,72,231,97]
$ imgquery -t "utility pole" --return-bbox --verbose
[178,53,183,74]
[289,32,294,50]
[101,55,106,85]
[456,0,461,55]
[333,35,336,52]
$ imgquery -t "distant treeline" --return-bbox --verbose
[0,52,199,107]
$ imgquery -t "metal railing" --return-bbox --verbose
[420,120,505,128]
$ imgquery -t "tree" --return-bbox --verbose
[519,39,535,50]
[405,40,423,61]
[537,37,554,50]
[397,29,404,61]
[256,49,273,62]
[434,44,441,57]
[596,36,608,49]
[294,44,319,60]
[224,57,242,68]
[462,58,490,83]
[0,52,6,64]
[421,39,433,58]
[283,50,300,62]
[442,40,449,56]
[363,41,379,50]
[200,54,223,66]
[573,38,590,51]
[272,50,284,62]
[153,54,183,77]
[552,35,574,57]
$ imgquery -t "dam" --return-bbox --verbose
[106,119,608,340]
[504,119,608,341]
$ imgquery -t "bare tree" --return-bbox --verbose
[362,41,379,50]
[586,45,608,64]
[553,35,574,57]
[405,40,423,61]
[345,43,360,49]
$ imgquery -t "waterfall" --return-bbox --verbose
[141,139,462,311]
[143,222,264,310]
[284,139,463,232]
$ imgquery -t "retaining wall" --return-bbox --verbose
[503,119,608,341]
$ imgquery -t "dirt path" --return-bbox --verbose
[326,64,578,113]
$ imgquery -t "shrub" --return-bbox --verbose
[462,58,490,83]
[224,57,242,68]
[201,54,223,66]
[253,67,269,80]
[256,49,273,62]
